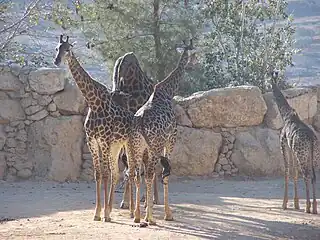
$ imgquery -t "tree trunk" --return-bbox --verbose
[153,0,165,81]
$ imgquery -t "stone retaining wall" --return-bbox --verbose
[0,62,319,181]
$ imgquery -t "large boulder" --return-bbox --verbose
[29,68,66,95]
[264,87,318,130]
[171,126,222,176]
[53,83,86,115]
[0,64,23,91]
[175,86,267,128]
[0,99,25,121]
[173,104,192,127]
[27,116,84,181]
[231,127,283,176]
[313,114,320,132]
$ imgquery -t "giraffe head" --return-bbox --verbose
[54,35,75,66]
[178,39,197,68]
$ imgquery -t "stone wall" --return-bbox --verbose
[0,63,87,181]
[172,85,319,177]
[0,63,319,181]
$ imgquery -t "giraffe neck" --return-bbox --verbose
[271,83,293,122]
[66,51,110,109]
[155,49,189,98]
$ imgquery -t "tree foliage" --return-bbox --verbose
[1,0,298,95]
[201,0,297,92]
[55,0,204,83]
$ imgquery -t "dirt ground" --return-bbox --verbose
[0,177,320,240]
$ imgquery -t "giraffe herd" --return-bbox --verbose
[53,34,318,225]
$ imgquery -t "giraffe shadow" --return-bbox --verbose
[154,209,320,240]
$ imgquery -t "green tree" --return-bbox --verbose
[201,0,298,92]
[55,0,203,83]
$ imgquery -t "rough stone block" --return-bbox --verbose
[176,86,267,128]
[171,126,222,176]
[29,68,66,95]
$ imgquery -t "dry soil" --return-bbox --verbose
[0,177,320,240]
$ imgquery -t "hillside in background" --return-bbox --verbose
[286,0,320,86]
[4,0,320,88]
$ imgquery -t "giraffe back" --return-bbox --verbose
[112,52,154,113]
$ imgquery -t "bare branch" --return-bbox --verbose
[0,0,41,35]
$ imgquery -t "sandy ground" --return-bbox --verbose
[0,177,320,240]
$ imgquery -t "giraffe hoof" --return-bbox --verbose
[153,199,159,205]
[93,216,101,221]
[282,201,288,210]
[312,201,317,214]
[103,217,111,222]
[120,201,129,209]
[130,213,134,219]
[164,215,174,221]
[134,217,140,223]
[148,220,156,226]
[305,208,311,214]
[294,199,300,210]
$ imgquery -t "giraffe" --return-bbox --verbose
[53,35,134,222]
[112,52,159,208]
[125,39,196,224]
[270,71,318,214]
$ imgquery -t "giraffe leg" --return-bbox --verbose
[128,166,135,219]
[106,149,120,222]
[280,138,290,210]
[119,149,129,209]
[295,145,313,214]
[87,137,102,221]
[121,181,130,209]
[293,162,300,210]
[153,174,159,205]
[100,145,111,222]
[144,163,156,225]
[99,143,116,222]
[126,138,144,221]
[141,151,159,205]
[134,166,141,223]
[312,172,317,214]
[142,172,158,207]
[120,152,130,209]
[140,167,147,206]
[103,176,109,221]
[304,176,311,214]
[160,156,173,221]
[162,133,175,221]
[163,176,173,221]
[94,178,102,221]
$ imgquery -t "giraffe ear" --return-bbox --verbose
[70,41,77,47]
